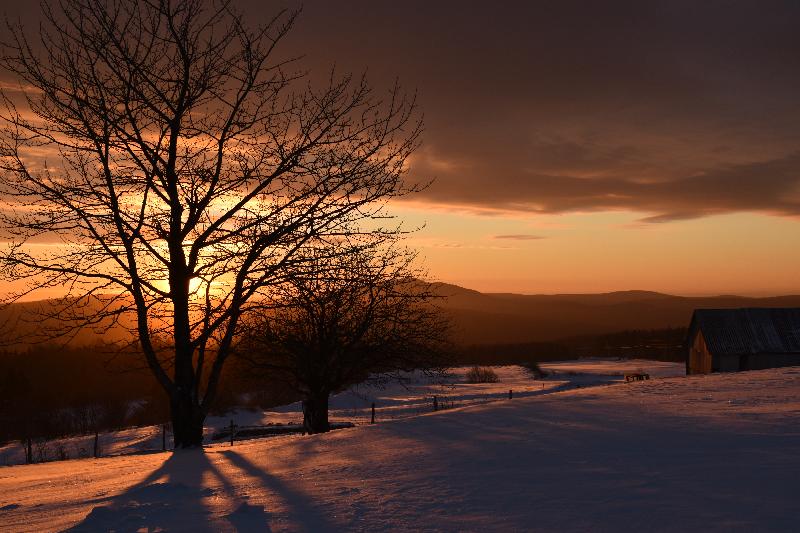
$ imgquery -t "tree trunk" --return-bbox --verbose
[302,391,330,434]
[170,391,205,448]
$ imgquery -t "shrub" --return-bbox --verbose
[522,361,548,379]
[465,366,499,383]
[55,444,69,461]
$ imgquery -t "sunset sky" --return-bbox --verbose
[4,0,800,296]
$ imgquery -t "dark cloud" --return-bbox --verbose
[411,147,800,222]
[5,1,800,222]
[275,0,800,221]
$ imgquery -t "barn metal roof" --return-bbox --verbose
[689,308,800,355]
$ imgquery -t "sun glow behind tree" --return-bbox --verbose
[0,0,423,447]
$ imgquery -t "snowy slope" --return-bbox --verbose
[0,360,683,466]
[1,364,799,532]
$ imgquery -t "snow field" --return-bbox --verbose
[1,362,798,531]
[0,359,681,466]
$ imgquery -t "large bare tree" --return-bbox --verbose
[0,0,421,447]
[239,244,452,434]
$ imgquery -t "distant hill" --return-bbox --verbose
[0,295,137,348]
[431,283,800,345]
[3,285,800,348]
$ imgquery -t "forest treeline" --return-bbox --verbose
[0,327,685,444]
[457,327,687,365]
[0,345,297,445]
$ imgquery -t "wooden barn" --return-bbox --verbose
[686,308,800,374]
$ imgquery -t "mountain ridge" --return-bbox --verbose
[429,283,800,344]
[3,284,800,347]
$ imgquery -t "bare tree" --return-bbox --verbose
[0,0,421,447]
[238,244,451,434]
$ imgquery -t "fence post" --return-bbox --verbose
[433,395,438,411]
[230,419,235,446]
[93,431,99,458]
[371,402,376,424]
[162,424,167,451]
[509,389,513,399]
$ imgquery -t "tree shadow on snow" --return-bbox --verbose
[220,450,336,532]
[65,449,271,532]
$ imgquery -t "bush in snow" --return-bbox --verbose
[465,366,499,383]
[55,444,69,461]
[522,361,548,379]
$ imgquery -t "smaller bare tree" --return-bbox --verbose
[239,244,451,434]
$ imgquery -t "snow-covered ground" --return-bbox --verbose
[0,359,682,466]
[269,358,683,424]
[2,362,799,532]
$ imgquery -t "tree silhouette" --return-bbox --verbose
[239,245,451,434]
[0,0,420,447]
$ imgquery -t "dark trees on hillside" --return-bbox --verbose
[0,344,299,445]
[0,0,420,447]
[239,246,451,434]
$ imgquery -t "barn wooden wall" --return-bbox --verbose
[688,330,712,374]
